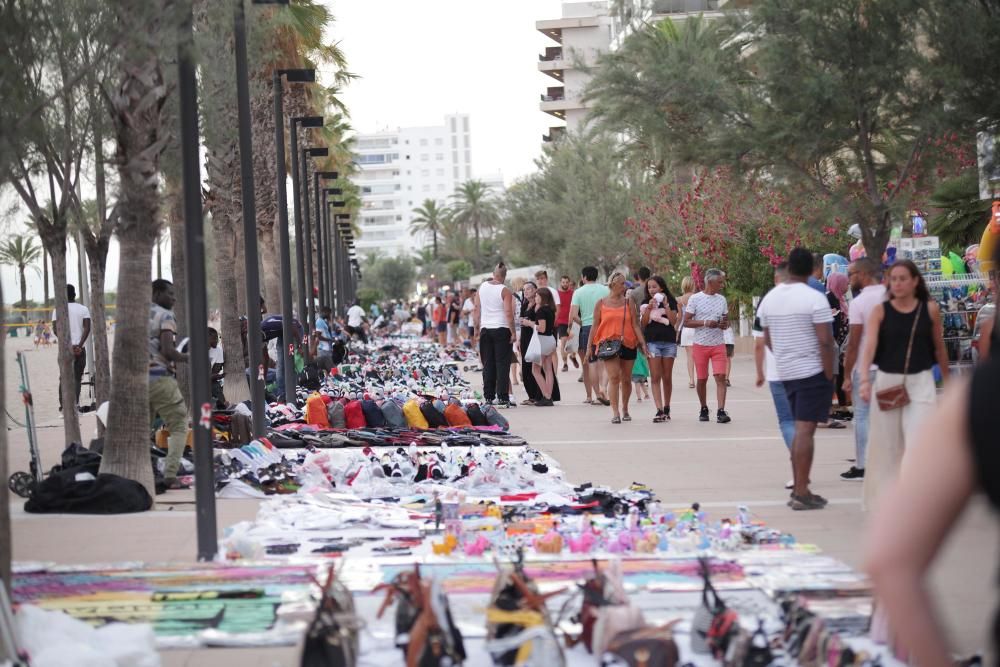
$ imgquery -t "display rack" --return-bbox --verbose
[925,272,992,372]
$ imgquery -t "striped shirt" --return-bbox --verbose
[686,291,728,346]
[757,282,833,381]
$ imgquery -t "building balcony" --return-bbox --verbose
[651,0,723,11]
[538,58,565,81]
[535,15,602,43]
[538,46,562,61]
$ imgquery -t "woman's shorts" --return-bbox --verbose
[647,341,678,358]
[436,322,447,333]
[725,343,735,358]
[615,346,638,361]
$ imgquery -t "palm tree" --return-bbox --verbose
[410,199,448,259]
[451,180,498,260]
[99,0,170,497]
[0,235,42,313]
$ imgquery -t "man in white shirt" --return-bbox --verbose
[52,284,91,411]
[208,327,225,406]
[685,269,732,423]
[755,262,795,453]
[840,257,886,481]
[461,288,476,343]
[758,248,835,511]
[345,300,367,343]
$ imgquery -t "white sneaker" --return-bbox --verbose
[785,479,794,490]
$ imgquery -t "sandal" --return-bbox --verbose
[583,398,594,404]
[521,399,535,406]
[653,410,666,423]
[571,356,580,369]
[562,364,569,372]
[688,382,695,389]
[597,396,611,406]
[611,416,622,424]
[622,414,631,422]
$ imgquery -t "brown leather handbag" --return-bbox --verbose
[875,303,922,411]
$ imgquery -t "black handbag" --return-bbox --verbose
[301,566,360,667]
[596,301,629,360]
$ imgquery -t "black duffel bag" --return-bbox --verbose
[25,466,152,514]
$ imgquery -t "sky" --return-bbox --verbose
[1,0,567,305]
[322,0,564,183]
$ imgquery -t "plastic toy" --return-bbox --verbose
[979,202,999,271]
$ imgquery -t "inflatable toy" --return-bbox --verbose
[823,253,848,278]
[979,201,999,272]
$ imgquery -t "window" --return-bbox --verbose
[419,138,428,146]
[392,170,400,176]
[435,153,444,161]
[437,184,445,191]
[420,169,430,177]
[422,184,430,192]
[462,117,469,133]
[405,155,411,160]
[435,137,443,146]
[451,136,457,149]
[465,150,471,164]
[453,166,459,179]
[452,151,458,164]
[396,215,403,221]
[436,168,444,177]
[450,117,457,132]
[420,153,428,161]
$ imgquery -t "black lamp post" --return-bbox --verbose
[326,194,346,312]
[312,170,337,310]
[336,213,352,310]
[289,116,323,339]
[273,67,314,402]
[301,152,329,331]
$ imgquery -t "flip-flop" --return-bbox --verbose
[597,396,611,406]
[622,414,631,422]
[688,383,695,389]
[611,416,621,424]
[583,398,594,404]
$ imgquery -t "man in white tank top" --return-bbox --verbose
[473,262,517,407]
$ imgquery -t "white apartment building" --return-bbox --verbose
[609,0,733,49]
[351,114,503,257]
[536,1,614,142]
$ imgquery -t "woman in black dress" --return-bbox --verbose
[518,282,543,404]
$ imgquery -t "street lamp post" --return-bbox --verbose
[178,0,216,560]
[301,153,330,331]
[273,67,314,402]
[335,213,351,308]
[312,170,337,310]
[233,0,282,438]
[326,194,346,311]
[289,116,323,341]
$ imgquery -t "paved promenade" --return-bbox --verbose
[5,340,995,665]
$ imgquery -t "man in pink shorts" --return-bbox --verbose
[685,269,731,423]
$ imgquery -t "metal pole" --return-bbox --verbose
[301,152,315,331]
[234,0,266,437]
[273,73,297,402]
[325,201,335,314]
[179,0,216,561]
[289,120,307,339]
[313,172,324,309]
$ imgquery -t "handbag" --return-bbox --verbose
[605,624,681,667]
[875,303,922,411]
[691,558,739,659]
[524,330,543,364]
[301,565,361,667]
[596,301,629,360]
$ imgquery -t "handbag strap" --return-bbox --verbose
[620,300,628,340]
[900,302,922,379]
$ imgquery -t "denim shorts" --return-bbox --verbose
[783,372,833,423]
[647,341,678,359]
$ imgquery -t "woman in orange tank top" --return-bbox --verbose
[587,271,648,423]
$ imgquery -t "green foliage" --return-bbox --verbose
[360,254,416,302]
[501,133,653,278]
[356,287,383,310]
[927,173,992,251]
[446,259,472,283]
[585,0,964,259]
[410,198,449,259]
[451,180,499,259]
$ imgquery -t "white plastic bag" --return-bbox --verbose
[524,332,542,364]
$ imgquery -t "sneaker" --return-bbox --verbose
[840,466,865,481]
[716,409,731,424]
[653,410,666,423]
[484,399,495,406]
[663,406,670,421]
[561,364,569,372]
[699,406,710,422]
[784,479,794,490]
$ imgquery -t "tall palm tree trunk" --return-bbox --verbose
[166,178,191,407]
[99,18,168,498]
[0,281,10,602]
[42,250,49,306]
[87,258,111,416]
[251,80,280,308]
[260,226,281,308]
[18,264,28,312]
[49,248,83,446]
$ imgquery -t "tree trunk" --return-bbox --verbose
[48,247,83,446]
[166,180,191,408]
[43,249,49,306]
[87,260,111,422]
[213,216,250,403]
[0,281,10,604]
[100,15,168,499]
[233,213,247,319]
[18,265,28,311]
[260,224,281,310]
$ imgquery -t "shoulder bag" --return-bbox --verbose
[596,301,629,360]
[875,303,922,411]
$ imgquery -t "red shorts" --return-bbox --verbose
[692,344,727,380]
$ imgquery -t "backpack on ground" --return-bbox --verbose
[327,400,346,429]
[481,404,509,430]
[466,403,490,427]
[420,402,449,429]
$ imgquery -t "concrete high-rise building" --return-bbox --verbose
[351,114,503,257]
[536,1,614,142]
[609,0,734,49]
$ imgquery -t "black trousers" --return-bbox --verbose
[479,327,512,401]
[59,347,87,409]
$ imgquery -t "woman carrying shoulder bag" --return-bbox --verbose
[587,271,649,424]
[858,259,949,510]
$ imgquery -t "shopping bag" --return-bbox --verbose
[524,333,542,364]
